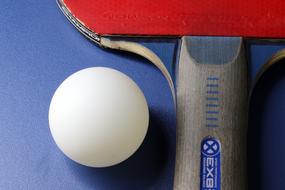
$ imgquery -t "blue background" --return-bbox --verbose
[1,0,285,190]
[247,42,285,190]
[0,0,177,189]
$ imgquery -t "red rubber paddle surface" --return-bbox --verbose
[63,0,285,37]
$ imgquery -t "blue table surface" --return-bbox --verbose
[247,42,285,190]
[0,1,177,190]
[1,0,285,190]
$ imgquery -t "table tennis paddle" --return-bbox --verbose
[56,0,285,189]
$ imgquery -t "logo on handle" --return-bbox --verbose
[200,137,221,190]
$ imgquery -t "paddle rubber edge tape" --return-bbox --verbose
[174,37,248,190]
[62,0,285,37]
[250,48,285,96]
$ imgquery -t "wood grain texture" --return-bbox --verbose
[174,37,248,190]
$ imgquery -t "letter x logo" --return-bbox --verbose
[202,139,220,156]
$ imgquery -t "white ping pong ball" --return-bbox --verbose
[49,67,149,167]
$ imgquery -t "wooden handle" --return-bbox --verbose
[174,37,248,190]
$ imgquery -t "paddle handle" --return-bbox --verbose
[174,37,248,190]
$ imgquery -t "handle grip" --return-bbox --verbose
[174,37,248,190]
